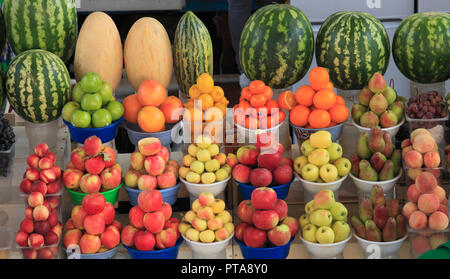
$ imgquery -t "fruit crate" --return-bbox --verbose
[408,227,450,259]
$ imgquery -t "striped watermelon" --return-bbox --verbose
[5,49,71,123]
[316,11,390,90]
[0,10,5,55]
[239,4,314,89]
[174,11,213,95]
[4,0,78,63]
[393,12,450,84]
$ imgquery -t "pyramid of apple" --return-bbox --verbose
[236,187,299,247]
[300,190,350,244]
[351,185,407,242]
[121,189,180,251]
[180,136,232,184]
[350,128,401,181]
[124,137,179,190]
[63,136,122,193]
[294,131,351,183]
[179,192,234,243]
[232,133,294,187]
[63,193,123,254]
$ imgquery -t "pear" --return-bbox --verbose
[381,85,397,105]
[332,221,350,242]
[357,132,372,159]
[359,160,378,181]
[369,93,388,116]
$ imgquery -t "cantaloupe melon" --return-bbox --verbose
[124,17,173,90]
[74,12,123,91]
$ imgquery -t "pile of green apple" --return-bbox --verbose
[300,190,350,244]
[62,72,124,128]
[294,131,351,183]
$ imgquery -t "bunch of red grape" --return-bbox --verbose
[406,91,446,119]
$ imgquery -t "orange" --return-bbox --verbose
[137,80,167,107]
[218,96,229,105]
[289,105,310,127]
[137,106,165,133]
[295,85,315,107]
[197,73,214,93]
[328,104,349,123]
[204,107,223,122]
[308,109,331,129]
[211,86,225,102]
[250,94,267,108]
[189,84,201,99]
[265,99,279,114]
[313,89,337,110]
[309,67,330,91]
[277,90,297,111]
[122,94,143,124]
[249,80,265,94]
[199,94,214,111]
[245,116,259,129]
[183,107,203,123]
[336,95,346,105]
[323,81,334,91]
[262,86,273,101]
[160,96,183,123]
[241,87,252,101]
[271,109,286,126]
[238,100,252,114]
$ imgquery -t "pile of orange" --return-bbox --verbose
[183,73,229,123]
[281,67,349,129]
[233,80,286,129]
[123,80,183,133]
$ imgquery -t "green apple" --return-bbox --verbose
[308,149,330,167]
[331,221,350,242]
[186,171,201,183]
[80,92,102,111]
[301,163,319,182]
[201,172,216,184]
[309,209,333,227]
[319,164,338,183]
[72,83,85,103]
[215,168,229,181]
[105,100,124,121]
[315,226,335,244]
[334,158,352,177]
[299,214,310,229]
[205,159,220,172]
[62,101,80,122]
[302,224,317,243]
[196,149,211,162]
[293,156,308,175]
[305,200,315,214]
[80,72,102,93]
[301,140,315,156]
[99,82,113,106]
[327,142,343,161]
[329,202,348,221]
[92,108,112,128]
[190,160,205,174]
[70,109,91,128]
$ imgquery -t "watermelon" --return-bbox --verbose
[315,11,390,90]
[174,11,213,95]
[239,4,314,89]
[5,49,71,123]
[393,12,450,84]
[0,74,4,112]
[0,10,6,55]
[4,0,78,63]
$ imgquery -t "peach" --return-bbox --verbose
[210,199,226,214]
[418,194,440,214]
[438,204,448,217]
[137,190,163,213]
[144,155,166,176]
[28,192,44,208]
[47,196,60,210]
[80,234,101,254]
[120,225,138,247]
[15,231,29,247]
[232,164,251,184]
[155,228,177,249]
[83,136,102,156]
[412,133,435,154]
[79,174,101,194]
[197,206,214,220]
[402,202,418,220]
[84,157,106,176]
[407,168,422,181]
[192,217,207,231]
[192,199,202,213]
[46,152,56,164]
[198,192,215,206]
[424,151,440,168]
[432,186,446,203]
[124,170,141,188]
[143,211,165,234]
[274,199,288,221]
[402,145,413,159]
[34,221,51,235]
[237,200,256,224]
[101,229,120,249]
[401,139,412,149]
[226,153,238,168]
[47,212,59,227]
[25,168,40,181]
[27,154,40,169]
[217,210,232,224]
[39,169,56,185]
[281,217,300,238]
[34,143,49,157]
[207,217,224,231]
[442,197,448,206]
[37,248,54,259]
[62,168,83,189]
[160,202,172,221]
[52,165,62,178]
[215,227,229,241]
[214,153,227,166]
[83,214,106,235]
[404,150,423,169]
[428,211,449,231]
[157,171,177,189]
[47,179,62,195]
[235,222,249,241]
[183,210,196,224]
[155,146,169,163]
[416,172,437,193]
[130,151,145,170]
[129,206,145,229]
[409,211,427,230]
[38,156,54,170]
[44,231,59,246]
[28,233,45,248]
[33,205,49,221]
[178,222,191,236]
[71,205,88,230]
[82,193,106,215]
[411,128,431,139]
[100,167,122,190]
[268,224,291,246]
[25,206,34,220]
[243,225,267,248]
[20,179,33,194]
[137,175,157,191]
[51,222,63,237]
[251,187,277,210]
[20,219,34,234]
[134,230,155,251]
[138,137,162,156]
[22,249,38,259]
[31,180,47,195]
[70,147,87,171]
[411,235,431,255]
[407,184,421,203]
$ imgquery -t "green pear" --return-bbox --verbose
[309,209,333,227]
[332,221,350,242]
[327,142,343,161]
[301,140,315,156]
[329,202,348,221]
[308,149,330,167]
[315,226,335,244]
[302,224,317,243]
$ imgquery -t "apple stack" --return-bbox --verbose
[63,193,122,255]
[63,136,122,194]
[236,187,299,249]
[351,185,407,242]
[16,143,63,259]
[300,190,350,244]
[120,189,181,251]
[124,137,179,190]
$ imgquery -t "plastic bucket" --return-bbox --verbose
[124,237,183,259]
[64,117,124,144]
[124,182,182,206]
[235,237,293,259]
[77,245,119,259]
[122,120,182,147]
[65,182,123,206]
[236,177,294,200]
[290,122,344,149]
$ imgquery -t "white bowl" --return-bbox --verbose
[349,169,402,195]
[354,232,408,259]
[351,117,405,138]
[182,232,233,259]
[299,233,352,259]
[296,173,348,195]
[181,176,231,198]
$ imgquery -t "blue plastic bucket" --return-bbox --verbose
[124,237,183,259]
[235,237,294,259]
[236,177,294,200]
[290,121,344,144]
[124,181,181,206]
[76,245,119,259]
[64,117,124,144]
[122,120,182,147]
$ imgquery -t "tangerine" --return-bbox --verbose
[245,116,259,129]
[290,105,310,127]
[328,104,349,123]
[189,84,201,99]
[308,109,331,128]
[323,81,334,91]
[238,100,252,114]
[250,94,267,108]
[265,99,279,114]
[241,87,252,101]
[137,80,167,107]
[234,108,246,126]
[199,94,214,111]
[197,73,214,93]
[137,106,165,132]
[249,80,265,94]
[211,86,225,102]
[122,94,143,124]
[309,67,330,91]
[313,89,336,110]
[277,90,297,111]
[295,85,315,107]
[336,95,346,105]
[262,86,273,101]
[160,96,183,123]
[183,107,203,123]
[204,107,223,122]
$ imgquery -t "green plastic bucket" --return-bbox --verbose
[65,182,123,206]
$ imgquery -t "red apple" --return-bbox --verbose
[235,222,250,241]
[251,187,277,210]
[273,199,288,221]
[237,200,256,224]
[272,165,293,185]
[82,193,106,215]
[232,164,251,184]
[236,145,259,166]
[267,224,291,246]
[243,225,267,248]
[252,210,279,230]
[249,168,272,187]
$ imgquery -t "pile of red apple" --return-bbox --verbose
[235,187,299,248]
[124,137,179,190]
[120,189,181,251]
[63,193,122,254]
[232,133,293,187]
[63,136,122,193]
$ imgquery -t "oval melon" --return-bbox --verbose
[124,17,173,90]
[74,12,123,91]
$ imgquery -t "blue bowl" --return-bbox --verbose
[124,237,183,259]
[124,181,182,206]
[77,245,119,259]
[236,177,294,200]
[290,121,344,144]
[235,237,294,259]
[64,117,124,144]
[122,120,182,147]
